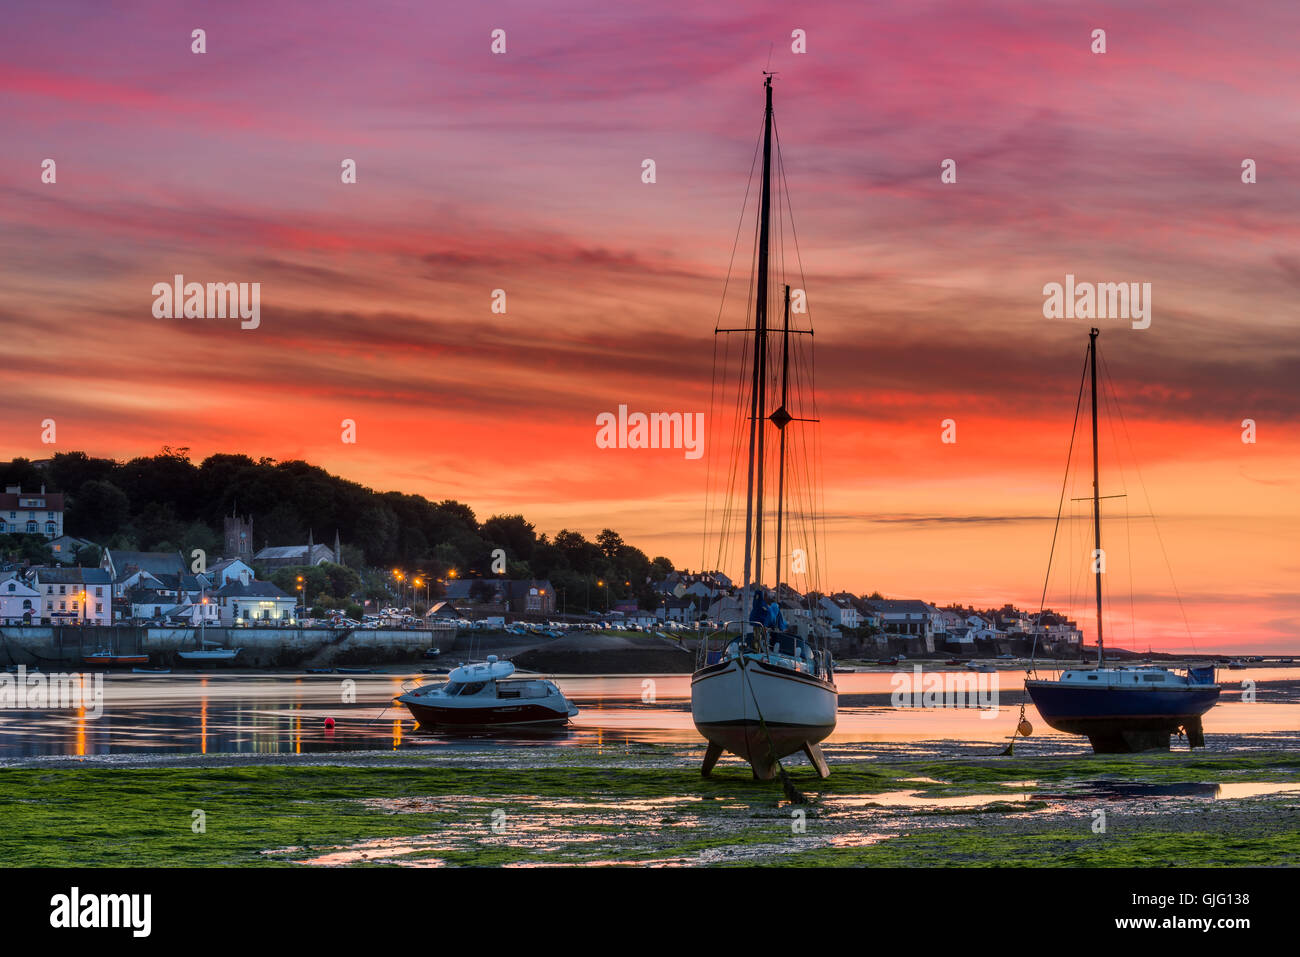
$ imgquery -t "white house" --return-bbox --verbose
[206,558,256,590]
[128,590,218,624]
[869,599,939,638]
[967,616,1003,641]
[657,597,699,623]
[1031,621,1083,646]
[213,580,296,625]
[0,574,41,624]
[934,608,966,635]
[169,600,221,626]
[31,566,113,625]
[0,485,64,539]
[819,596,861,629]
[130,590,175,622]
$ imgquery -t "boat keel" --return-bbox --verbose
[1083,715,1209,754]
[802,742,830,778]
[700,742,724,777]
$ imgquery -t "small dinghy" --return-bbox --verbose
[397,655,578,730]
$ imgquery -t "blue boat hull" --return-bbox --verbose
[1025,680,1220,752]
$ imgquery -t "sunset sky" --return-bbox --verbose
[1,1,1296,650]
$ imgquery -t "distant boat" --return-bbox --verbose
[1025,330,1220,753]
[175,592,241,664]
[85,651,149,667]
[397,656,578,729]
[1227,660,1247,671]
[176,648,242,664]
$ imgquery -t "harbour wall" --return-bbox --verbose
[0,625,438,668]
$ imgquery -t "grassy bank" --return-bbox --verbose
[2,751,1298,867]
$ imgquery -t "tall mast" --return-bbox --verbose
[753,74,774,596]
[741,74,775,626]
[773,284,791,601]
[1089,327,1104,666]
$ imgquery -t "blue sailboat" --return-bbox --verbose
[1024,329,1220,753]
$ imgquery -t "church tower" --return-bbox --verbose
[223,508,253,561]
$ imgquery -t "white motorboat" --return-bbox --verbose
[396,656,578,730]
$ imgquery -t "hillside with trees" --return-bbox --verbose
[0,450,676,612]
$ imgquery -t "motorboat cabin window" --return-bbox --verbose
[445,681,488,696]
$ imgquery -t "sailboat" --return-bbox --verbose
[176,589,241,664]
[1024,329,1220,753]
[690,75,838,781]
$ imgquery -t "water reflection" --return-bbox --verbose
[0,670,1294,759]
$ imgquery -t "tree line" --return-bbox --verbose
[1,450,677,612]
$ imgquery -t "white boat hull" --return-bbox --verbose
[177,649,242,662]
[691,654,837,779]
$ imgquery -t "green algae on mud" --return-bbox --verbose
[2,750,1298,867]
[766,823,1300,868]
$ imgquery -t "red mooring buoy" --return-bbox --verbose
[324,717,335,729]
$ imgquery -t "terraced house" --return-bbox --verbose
[30,566,113,625]
[0,485,64,538]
